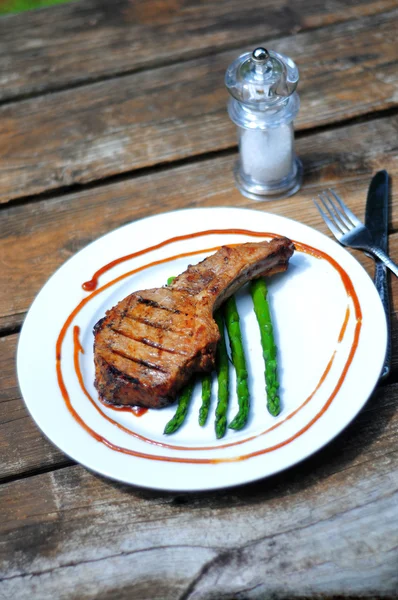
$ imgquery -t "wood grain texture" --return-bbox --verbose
[0,382,397,598]
[0,9,397,203]
[1,114,397,333]
[0,398,72,482]
[0,336,73,481]
[0,0,396,103]
[2,3,397,597]
[0,335,18,403]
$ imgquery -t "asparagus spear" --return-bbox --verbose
[199,373,212,426]
[214,310,230,438]
[250,278,280,416]
[164,380,195,434]
[224,296,250,431]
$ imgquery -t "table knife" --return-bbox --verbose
[365,170,391,378]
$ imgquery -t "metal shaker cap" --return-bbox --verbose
[225,47,299,108]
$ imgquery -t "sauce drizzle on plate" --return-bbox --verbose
[56,229,362,464]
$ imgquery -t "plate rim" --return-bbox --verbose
[16,206,388,491]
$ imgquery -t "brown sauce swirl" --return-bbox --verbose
[56,229,362,464]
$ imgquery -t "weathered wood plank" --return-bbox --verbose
[0,334,18,403]
[0,9,397,203]
[0,0,396,103]
[0,382,397,598]
[0,397,72,482]
[1,114,397,333]
[0,334,73,480]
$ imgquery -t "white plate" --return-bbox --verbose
[17,207,387,491]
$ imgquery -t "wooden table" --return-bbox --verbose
[1,1,398,598]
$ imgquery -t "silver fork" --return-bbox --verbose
[314,189,398,277]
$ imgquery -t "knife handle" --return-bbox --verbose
[375,261,391,378]
[369,246,398,278]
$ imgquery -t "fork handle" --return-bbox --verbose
[374,261,391,378]
[368,247,398,278]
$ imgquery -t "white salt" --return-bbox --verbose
[240,123,294,184]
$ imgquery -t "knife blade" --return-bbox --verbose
[365,170,391,378]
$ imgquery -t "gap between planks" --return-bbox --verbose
[0,8,397,204]
[0,461,74,486]
[0,112,397,336]
[0,25,345,110]
[0,105,397,215]
[0,0,395,105]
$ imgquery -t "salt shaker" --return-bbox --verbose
[225,47,302,200]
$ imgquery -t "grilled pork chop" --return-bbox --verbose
[94,237,294,408]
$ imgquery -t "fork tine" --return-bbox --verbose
[323,190,352,229]
[313,198,343,239]
[328,189,362,226]
[318,192,348,234]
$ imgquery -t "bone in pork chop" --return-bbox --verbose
[94,237,294,408]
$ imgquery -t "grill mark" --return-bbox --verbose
[124,314,194,337]
[106,362,140,385]
[136,295,187,315]
[109,347,169,373]
[93,316,107,335]
[111,327,188,356]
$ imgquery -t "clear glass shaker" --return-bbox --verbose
[225,47,302,200]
